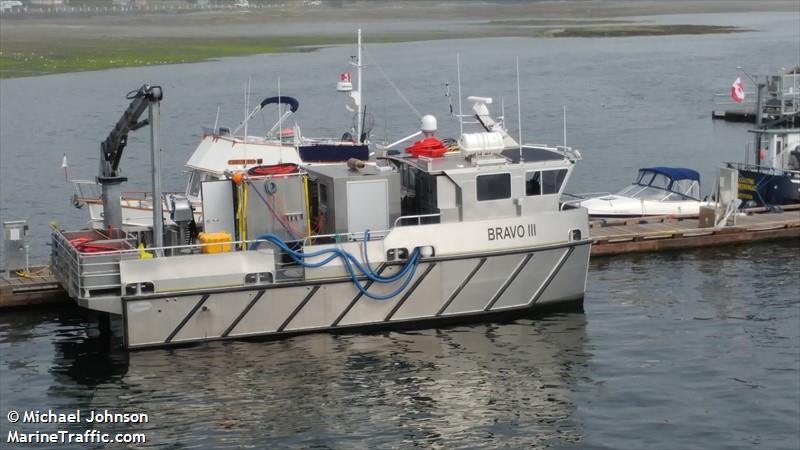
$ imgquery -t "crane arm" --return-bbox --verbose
[99,84,163,178]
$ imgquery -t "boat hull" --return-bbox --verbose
[736,169,800,206]
[578,195,701,218]
[121,241,591,349]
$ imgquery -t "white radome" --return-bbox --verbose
[421,115,438,133]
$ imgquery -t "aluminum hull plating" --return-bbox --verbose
[122,241,590,349]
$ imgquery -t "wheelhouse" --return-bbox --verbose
[388,144,576,224]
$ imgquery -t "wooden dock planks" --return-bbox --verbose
[0,267,68,309]
[590,209,800,256]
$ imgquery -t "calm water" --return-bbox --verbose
[1,11,799,449]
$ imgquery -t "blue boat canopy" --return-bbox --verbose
[260,96,299,113]
[639,167,700,182]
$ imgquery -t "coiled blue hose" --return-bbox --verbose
[251,233,421,300]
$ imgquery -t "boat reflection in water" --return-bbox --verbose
[56,313,589,447]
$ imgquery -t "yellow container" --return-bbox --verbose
[198,232,233,254]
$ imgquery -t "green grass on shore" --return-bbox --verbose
[0,25,748,79]
[0,36,347,79]
[550,24,746,38]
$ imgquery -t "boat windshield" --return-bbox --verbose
[624,186,670,201]
[670,179,700,199]
[617,181,700,201]
[617,184,643,197]
[636,171,672,189]
[622,170,700,200]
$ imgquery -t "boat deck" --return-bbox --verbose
[1,208,798,310]
[590,206,800,256]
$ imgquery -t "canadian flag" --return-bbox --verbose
[731,77,745,104]
[340,72,351,82]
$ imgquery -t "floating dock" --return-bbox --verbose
[712,109,757,123]
[1,208,799,310]
[0,266,67,309]
[590,206,800,256]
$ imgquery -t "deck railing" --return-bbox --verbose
[725,162,800,177]
[51,212,448,301]
[51,229,137,300]
[393,213,441,227]
[559,192,613,210]
[51,227,393,300]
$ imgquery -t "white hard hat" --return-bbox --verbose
[421,115,437,133]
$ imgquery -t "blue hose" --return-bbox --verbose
[251,233,421,300]
[252,233,416,283]
[361,229,382,280]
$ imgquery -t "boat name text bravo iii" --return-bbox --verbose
[487,224,536,241]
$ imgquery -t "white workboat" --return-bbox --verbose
[51,88,592,349]
[572,167,704,218]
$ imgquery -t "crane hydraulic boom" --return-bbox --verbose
[99,84,163,178]
[98,84,163,233]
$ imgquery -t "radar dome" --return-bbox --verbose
[421,115,437,134]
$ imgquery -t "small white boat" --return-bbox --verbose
[71,32,372,230]
[575,167,704,218]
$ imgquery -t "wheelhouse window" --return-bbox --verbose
[541,169,568,194]
[526,169,568,196]
[525,172,541,195]
[477,173,511,201]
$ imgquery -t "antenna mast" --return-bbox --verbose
[278,77,282,140]
[244,78,250,159]
[356,29,363,142]
[562,105,567,151]
[457,53,464,136]
[516,56,523,162]
[278,77,283,163]
[243,81,248,140]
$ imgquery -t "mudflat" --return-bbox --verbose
[0,0,794,78]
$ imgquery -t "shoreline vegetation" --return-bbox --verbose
[0,0,792,79]
[0,25,749,79]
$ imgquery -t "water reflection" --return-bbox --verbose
[0,306,128,390]
[49,314,590,448]
[50,323,129,388]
